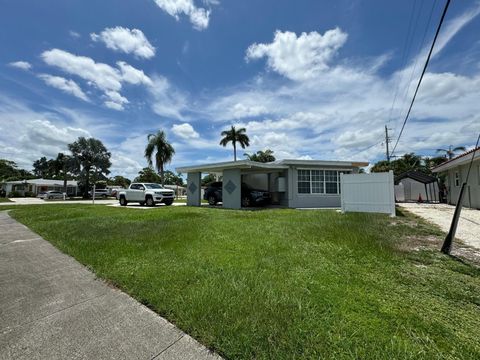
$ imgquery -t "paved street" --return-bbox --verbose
[0,211,220,360]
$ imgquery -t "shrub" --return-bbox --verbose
[8,191,22,198]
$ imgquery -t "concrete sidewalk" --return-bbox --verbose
[0,211,221,360]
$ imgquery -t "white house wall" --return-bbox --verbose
[445,160,480,209]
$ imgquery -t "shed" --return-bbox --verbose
[394,171,439,202]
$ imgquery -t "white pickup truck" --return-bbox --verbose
[118,183,175,207]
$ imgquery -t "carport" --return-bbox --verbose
[177,159,368,209]
[176,160,288,209]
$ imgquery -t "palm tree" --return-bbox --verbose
[144,130,175,186]
[219,126,250,161]
[244,149,276,163]
[436,145,466,160]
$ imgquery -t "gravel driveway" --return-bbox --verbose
[399,203,480,249]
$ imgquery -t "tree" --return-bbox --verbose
[163,170,184,186]
[134,167,161,183]
[201,173,217,186]
[371,153,428,177]
[68,137,112,198]
[0,159,33,181]
[144,130,175,186]
[55,153,76,193]
[244,149,276,163]
[219,126,250,161]
[436,145,466,159]
[32,157,49,178]
[108,175,131,188]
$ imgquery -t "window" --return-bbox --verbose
[325,170,338,194]
[297,169,348,195]
[454,171,460,187]
[298,170,311,194]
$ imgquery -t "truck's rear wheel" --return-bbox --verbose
[208,195,217,206]
[146,196,155,207]
[119,196,127,206]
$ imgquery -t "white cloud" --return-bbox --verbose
[9,61,32,71]
[41,49,152,110]
[38,74,89,102]
[91,27,156,59]
[149,75,188,120]
[117,61,153,86]
[69,31,81,39]
[171,123,199,139]
[153,0,212,30]
[231,103,268,119]
[246,28,348,81]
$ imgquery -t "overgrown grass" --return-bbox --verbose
[0,197,12,202]
[9,205,480,359]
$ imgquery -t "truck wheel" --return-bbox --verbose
[164,199,173,206]
[146,196,155,207]
[119,196,127,206]
[208,195,217,206]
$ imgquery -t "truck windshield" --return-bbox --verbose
[144,183,163,189]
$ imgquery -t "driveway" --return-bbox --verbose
[0,211,220,360]
[399,203,480,249]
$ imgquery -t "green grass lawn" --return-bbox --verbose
[0,197,12,202]
[8,205,480,359]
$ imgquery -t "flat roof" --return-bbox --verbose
[3,178,78,186]
[176,159,369,173]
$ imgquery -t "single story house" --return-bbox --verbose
[432,147,480,209]
[176,159,368,209]
[394,171,439,202]
[1,178,78,197]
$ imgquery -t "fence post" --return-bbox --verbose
[388,170,396,217]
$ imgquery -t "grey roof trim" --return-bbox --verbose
[278,159,369,167]
[176,159,368,173]
[176,160,288,173]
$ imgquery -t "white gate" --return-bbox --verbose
[340,171,395,217]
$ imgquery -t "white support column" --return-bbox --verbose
[222,169,241,209]
[187,172,202,206]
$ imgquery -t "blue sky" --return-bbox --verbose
[1,0,479,178]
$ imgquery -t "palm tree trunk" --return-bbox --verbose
[84,166,90,199]
[63,164,67,195]
[233,142,237,161]
[160,164,164,186]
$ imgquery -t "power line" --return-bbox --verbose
[392,0,437,135]
[386,0,420,126]
[391,0,451,156]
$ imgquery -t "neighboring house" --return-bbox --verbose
[432,147,480,209]
[163,184,187,197]
[177,159,368,209]
[1,179,78,197]
[394,171,439,202]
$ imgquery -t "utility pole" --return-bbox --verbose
[385,125,391,162]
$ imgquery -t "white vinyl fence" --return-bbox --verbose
[340,171,395,217]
